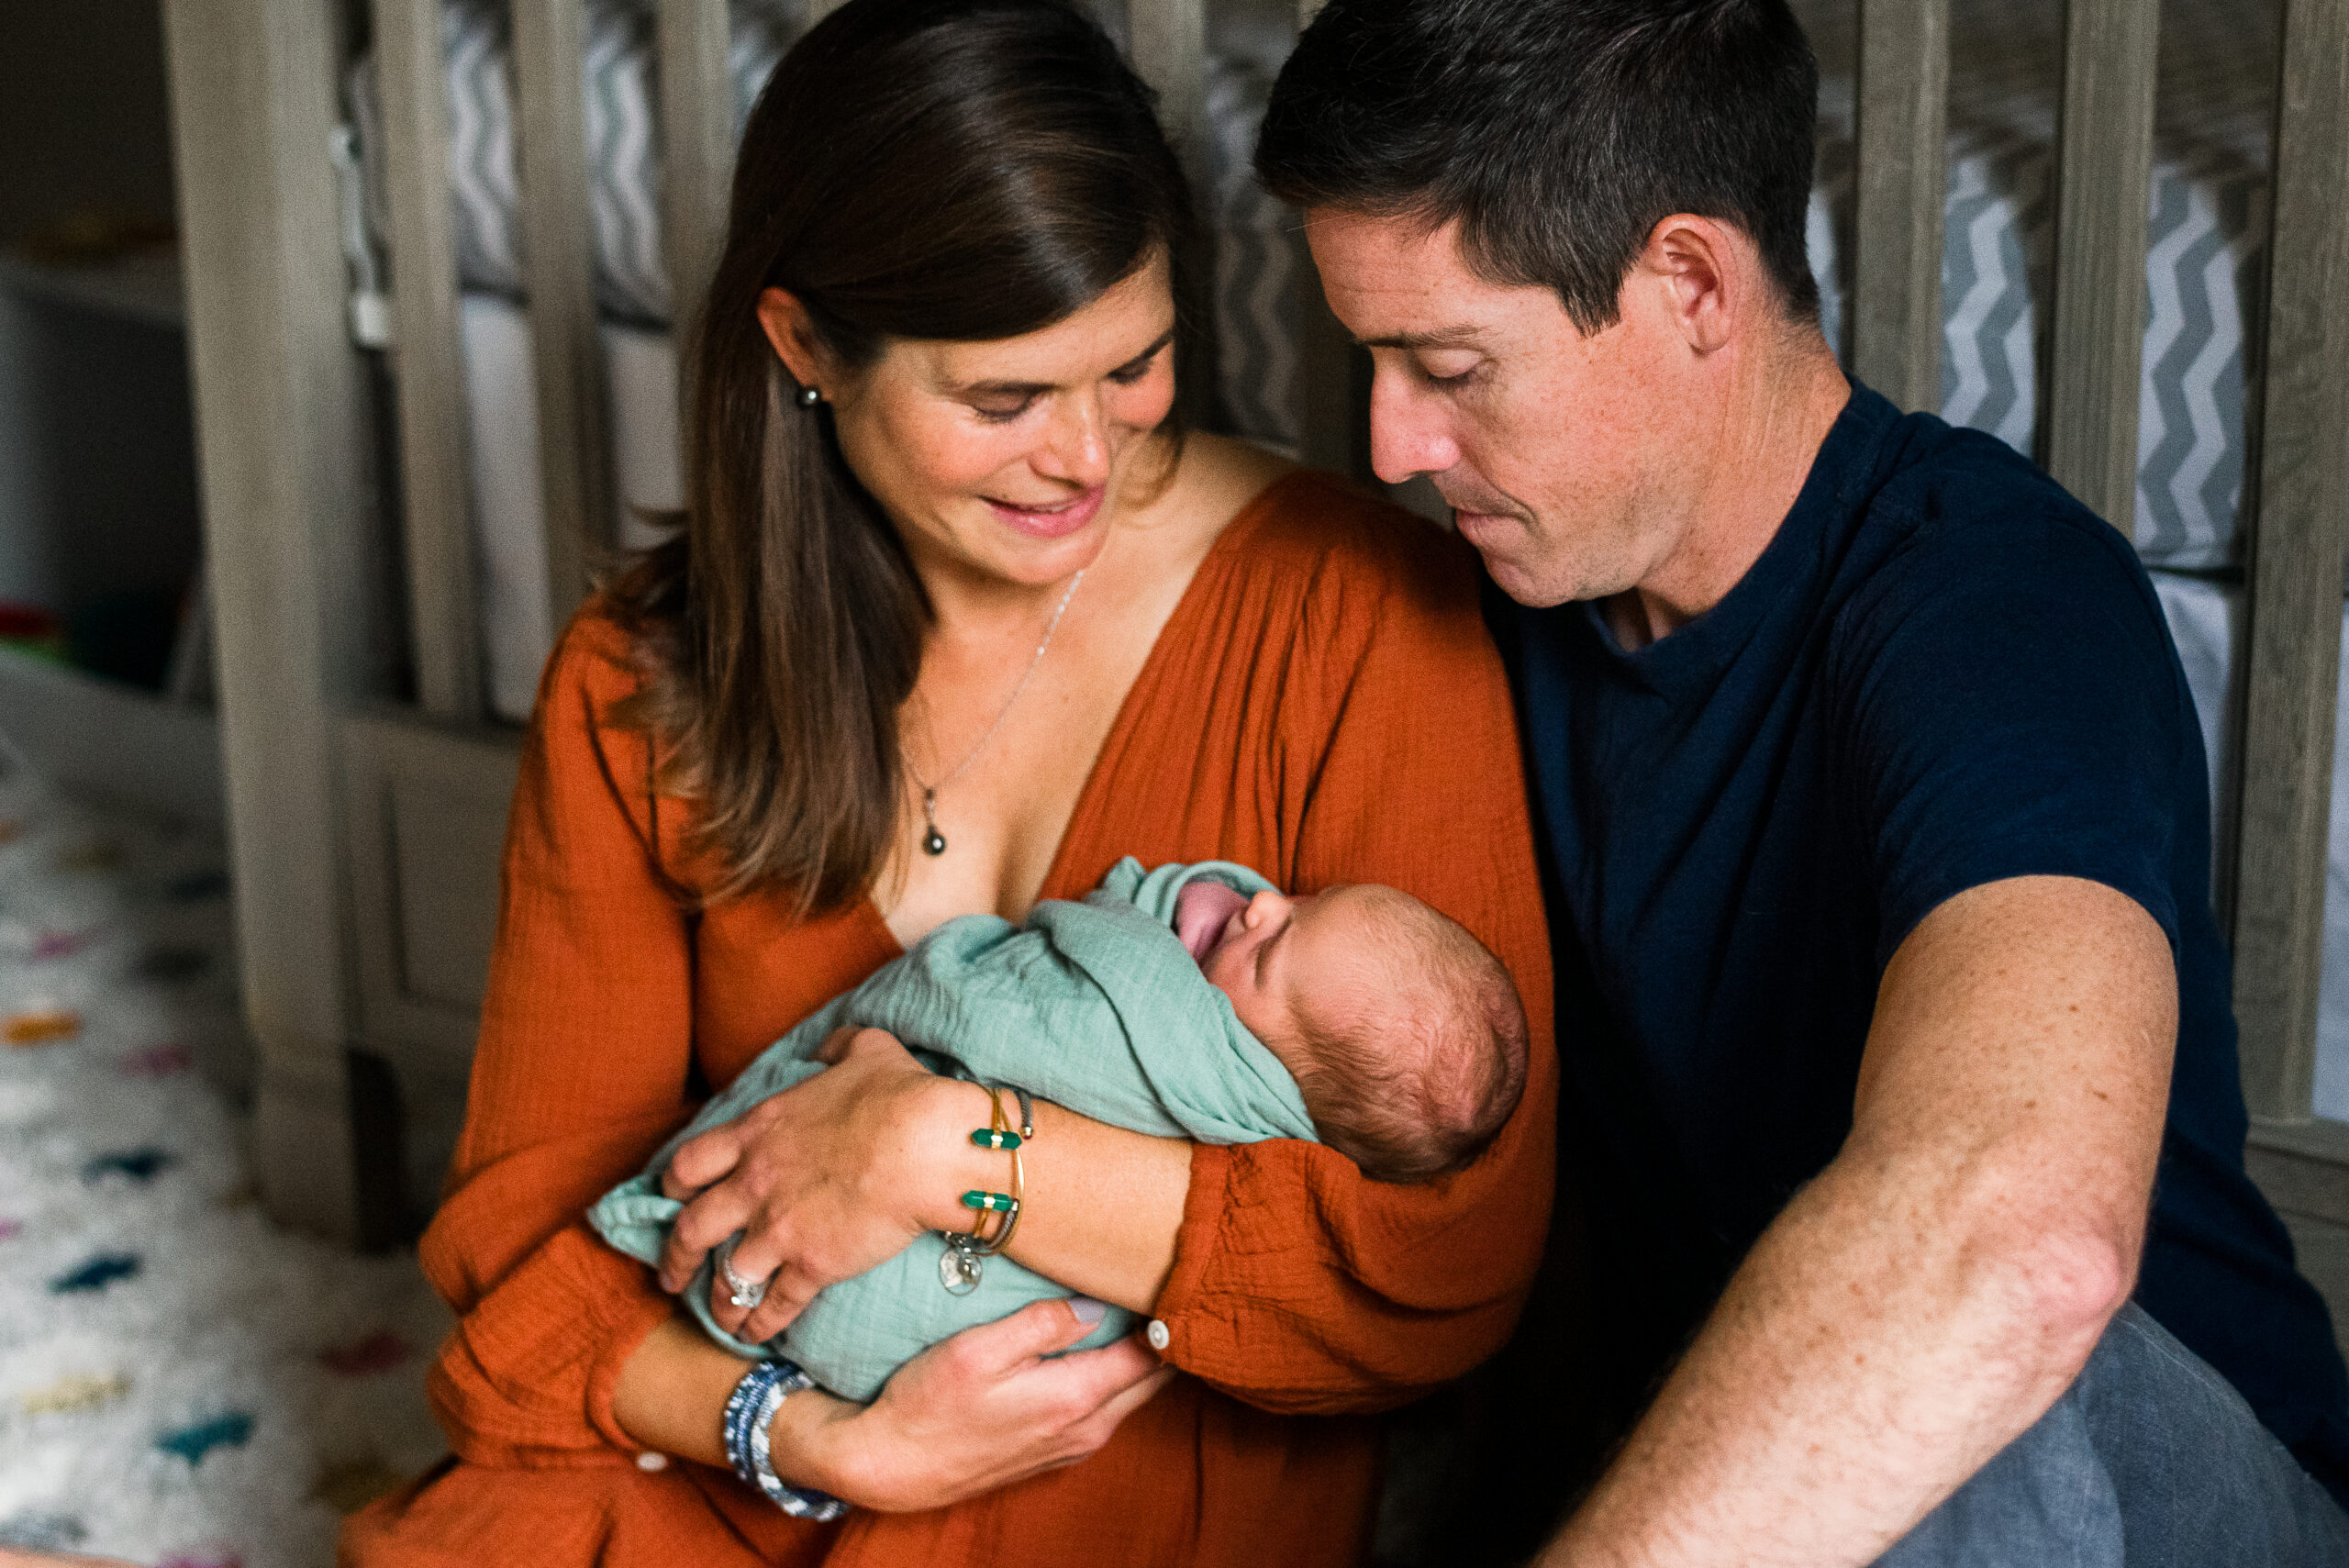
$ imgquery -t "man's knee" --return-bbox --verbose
[1877,1304,2349,1567]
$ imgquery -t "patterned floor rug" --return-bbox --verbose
[0,777,448,1566]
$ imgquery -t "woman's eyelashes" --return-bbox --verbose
[1106,347,1162,385]
[964,347,1164,425]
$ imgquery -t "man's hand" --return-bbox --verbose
[1543,875,2176,1567]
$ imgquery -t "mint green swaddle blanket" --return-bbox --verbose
[587,857,1319,1401]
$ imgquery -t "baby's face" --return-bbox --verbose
[1186,882,1384,1054]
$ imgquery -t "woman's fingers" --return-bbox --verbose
[734,1261,824,1342]
[954,1296,1117,1377]
[1026,1322,1166,1412]
[707,1220,817,1340]
[658,1181,758,1293]
[805,1301,1178,1511]
[662,1120,746,1200]
[811,1023,865,1065]
[1068,1351,1179,1444]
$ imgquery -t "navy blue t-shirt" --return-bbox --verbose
[1499,383,2349,1499]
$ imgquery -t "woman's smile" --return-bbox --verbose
[986,484,1107,539]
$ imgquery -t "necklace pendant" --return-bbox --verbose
[939,1235,982,1295]
[922,827,947,856]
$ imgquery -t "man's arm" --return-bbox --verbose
[1543,873,2176,1567]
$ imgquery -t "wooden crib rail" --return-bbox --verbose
[2042,0,2163,532]
[372,0,483,722]
[511,0,612,632]
[163,0,379,1237]
[658,0,732,375]
[2232,0,2349,1129]
[1851,0,1950,413]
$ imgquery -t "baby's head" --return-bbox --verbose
[1177,879,1529,1184]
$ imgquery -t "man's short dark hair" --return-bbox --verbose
[1254,0,1821,333]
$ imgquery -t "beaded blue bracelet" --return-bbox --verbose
[721,1359,848,1521]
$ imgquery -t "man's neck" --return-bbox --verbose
[1605,338,1851,651]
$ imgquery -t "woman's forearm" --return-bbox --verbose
[611,1315,757,1466]
[613,1299,1174,1513]
[928,1096,1193,1314]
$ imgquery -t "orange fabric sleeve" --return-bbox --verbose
[415,613,701,1464]
[1151,518,1559,1415]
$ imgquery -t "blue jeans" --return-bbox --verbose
[1879,1303,2349,1565]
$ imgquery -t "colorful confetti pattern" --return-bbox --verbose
[0,783,451,1565]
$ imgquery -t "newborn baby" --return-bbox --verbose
[590,858,1528,1400]
[1170,873,1527,1183]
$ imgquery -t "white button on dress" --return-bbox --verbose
[1145,1318,1171,1351]
[636,1451,670,1472]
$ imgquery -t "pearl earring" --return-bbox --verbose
[798,385,821,407]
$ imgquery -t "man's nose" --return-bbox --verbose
[1033,393,1111,488]
[1367,366,1463,485]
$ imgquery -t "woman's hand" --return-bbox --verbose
[785,1297,1177,1512]
[657,1026,985,1342]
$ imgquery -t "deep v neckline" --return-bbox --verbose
[851,469,1312,960]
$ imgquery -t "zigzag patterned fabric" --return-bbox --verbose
[1801,0,2280,571]
[349,0,796,328]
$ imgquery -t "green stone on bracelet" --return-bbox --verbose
[970,1128,1023,1151]
[961,1190,1018,1213]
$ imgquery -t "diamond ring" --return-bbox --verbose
[718,1238,768,1311]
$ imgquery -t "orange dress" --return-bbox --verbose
[343,472,1557,1568]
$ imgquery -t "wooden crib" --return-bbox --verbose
[156,0,2347,1254]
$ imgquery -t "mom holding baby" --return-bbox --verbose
[343,0,1553,1563]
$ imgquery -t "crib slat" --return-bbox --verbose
[163,0,378,1239]
[1129,0,1206,170]
[2229,0,2349,1124]
[373,0,484,721]
[1851,0,1949,411]
[510,0,612,626]
[659,0,732,370]
[2040,0,2160,529]
[1128,0,1218,428]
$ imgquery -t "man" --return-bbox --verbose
[1256,1,2349,1562]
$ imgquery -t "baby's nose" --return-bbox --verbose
[1246,888,1291,922]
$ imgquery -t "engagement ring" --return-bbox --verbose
[718,1238,769,1311]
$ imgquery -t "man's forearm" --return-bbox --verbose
[1542,878,2172,1568]
[1542,1142,2122,1567]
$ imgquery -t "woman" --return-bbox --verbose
[345,1,1554,1562]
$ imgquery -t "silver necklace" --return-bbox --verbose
[908,569,1085,856]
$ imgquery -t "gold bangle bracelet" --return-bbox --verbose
[969,1083,1024,1256]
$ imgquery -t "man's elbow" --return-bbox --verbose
[2025,1223,2136,1337]
[1977,1204,2142,1376]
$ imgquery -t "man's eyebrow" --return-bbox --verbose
[948,328,1177,397]
[1358,326,1487,351]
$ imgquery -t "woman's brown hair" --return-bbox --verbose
[609,0,1199,913]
